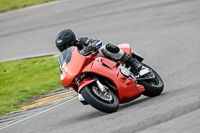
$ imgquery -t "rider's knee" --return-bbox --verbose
[101,43,124,60]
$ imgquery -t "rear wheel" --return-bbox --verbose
[138,63,164,97]
[80,85,119,113]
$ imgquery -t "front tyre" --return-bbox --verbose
[138,63,164,97]
[80,85,119,113]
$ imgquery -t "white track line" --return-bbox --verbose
[0,0,73,130]
[0,96,77,130]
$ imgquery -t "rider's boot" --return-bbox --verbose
[121,52,142,72]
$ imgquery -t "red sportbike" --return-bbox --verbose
[58,43,164,113]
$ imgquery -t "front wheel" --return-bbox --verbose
[138,63,164,97]
[80,85,119,113]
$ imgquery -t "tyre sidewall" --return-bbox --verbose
[80,85,119,113]
[138,63,164,97]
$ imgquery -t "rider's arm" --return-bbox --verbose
[76,37,91,50]
[77,37,102,55]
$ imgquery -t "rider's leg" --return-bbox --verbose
[101,43,142,72]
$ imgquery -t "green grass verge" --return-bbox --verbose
[0,56,62,115]
[0,0,56,13]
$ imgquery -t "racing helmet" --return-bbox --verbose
[55,29,76,52]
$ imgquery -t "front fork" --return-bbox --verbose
[78,79,107,104]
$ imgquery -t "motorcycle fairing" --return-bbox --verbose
[61,44,145,103]
[82,57,145,103]
[78,78,95,92]
[60,47,95,88]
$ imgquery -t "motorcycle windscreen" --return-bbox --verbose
[58,47,72,72]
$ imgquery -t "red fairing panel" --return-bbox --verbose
[78,78,95,92]
[82,57,145,103]
[116,71,145,103]
[118,43,132,56]
[61,47,94,88]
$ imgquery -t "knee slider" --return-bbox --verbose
[105,43,120,53]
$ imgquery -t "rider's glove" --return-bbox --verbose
[79,39,102,55]
[84,44,96,53]
[90,40,102,51]
[83,40,102,54]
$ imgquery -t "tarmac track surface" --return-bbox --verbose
[0,0,200,132]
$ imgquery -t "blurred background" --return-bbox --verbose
[0,0,200,132]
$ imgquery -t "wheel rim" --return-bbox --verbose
[92,85,113,102]
[144,71,160,86]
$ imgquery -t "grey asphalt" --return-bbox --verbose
[1,0,200,132]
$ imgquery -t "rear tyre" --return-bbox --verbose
[138,63,164,97]
[80,85,119,113]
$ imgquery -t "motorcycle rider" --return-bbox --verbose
[55,29,142,72]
